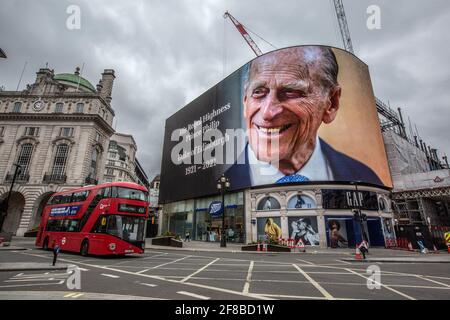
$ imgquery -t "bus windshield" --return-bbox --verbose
[106,215,145,242]
[116,187,148,201]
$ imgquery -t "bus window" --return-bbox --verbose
[106,215,145,242]
[116,187,148,201]
[72,191,90,202]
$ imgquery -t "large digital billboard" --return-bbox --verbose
[160,45,392,203]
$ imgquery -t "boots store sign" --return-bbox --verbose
[322,189,379,210]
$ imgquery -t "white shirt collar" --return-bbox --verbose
[248,136,333,185]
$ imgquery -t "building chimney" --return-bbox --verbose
[35,67,53,85]
[100,69,115,104]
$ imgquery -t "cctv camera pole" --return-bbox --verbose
[217,174,230,248]
[0,164,22,232]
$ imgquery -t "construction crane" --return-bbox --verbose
[332,0,406,137]
[223,11,263,56]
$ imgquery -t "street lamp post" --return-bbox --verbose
[0,164,22,233]
[351,181,367,245]
[217,174,230,248]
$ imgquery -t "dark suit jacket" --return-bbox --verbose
[225,138,383,189]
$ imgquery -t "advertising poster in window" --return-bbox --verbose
[257,217,281,241]
[327,218,350,248]
[287,195,316,209]
[288,216,320,246]
[160,45,392,204]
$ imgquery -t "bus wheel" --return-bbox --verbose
[80,240,89,257]
[43,237,49,251]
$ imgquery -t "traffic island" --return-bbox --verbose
[241,244,291,252]
[151,236,183,248]
[342,256,450,263]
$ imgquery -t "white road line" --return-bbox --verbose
[101,274,120,279]
[415,275,450,288]
[64,293,77,298]
[177,291,210,300]
[336,259,352,265]
[136,255,192,274]
[255,293,362,300]
[180,258,220,283]
[0,282,63,289]
[293,264,335,300]
[72,293,84,298]
[296,259,315,266]
[142,253,169,260]
[78,268,89,272]
[344,268,416,300]
[5,278,65,283]
[139,283,157,288]
[15,273,24,277]
[242,261,254,294]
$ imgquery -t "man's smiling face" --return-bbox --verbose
[243,47,340,175]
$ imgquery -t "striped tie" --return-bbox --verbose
[276,174,310,184]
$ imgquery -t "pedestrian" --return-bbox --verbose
[184,231,190,242]
[359,240,368,260]
[52,240,60,266]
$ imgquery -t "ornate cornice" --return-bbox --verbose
[0,113,114,136]
[52,137,75,146]
[16,135,40,146]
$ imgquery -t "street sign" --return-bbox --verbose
[444,232,450,244]
[208,201,223,218]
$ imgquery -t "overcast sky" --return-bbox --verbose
[1,0,449,179]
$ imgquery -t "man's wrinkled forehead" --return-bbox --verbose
[249,47,323,80]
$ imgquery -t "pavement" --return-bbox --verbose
[1,239,450,300]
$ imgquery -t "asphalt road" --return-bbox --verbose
[1,243,449,300]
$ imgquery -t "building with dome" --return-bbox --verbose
[0,66,146,236]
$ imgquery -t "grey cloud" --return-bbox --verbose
[1,0,449,179]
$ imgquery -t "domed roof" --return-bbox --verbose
[54,71,96,93]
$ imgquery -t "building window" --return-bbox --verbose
[25,127,40,137]
[55,103,63,113]
[106,168,114,175]
[76,103,84,113]
[89,148,98,178]
[257,196,281,211]
[51,144,69,176]
[108,152,116,159]
[154,181,160,189]
[60,127,74,137]
[12,102,22,113]
[17,143,34,175]
[0,126,4,137]
[108,160,114,166]
[95,132,101,142]
[109,140,117,150]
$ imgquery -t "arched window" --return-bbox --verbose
[287,195,316,209]
[257,196,281,211]
[51,144,69,177]
[17,143,34,176]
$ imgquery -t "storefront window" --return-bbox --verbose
[257,196,281,211]
[287,195,316,209]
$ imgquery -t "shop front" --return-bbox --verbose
[162,192,245,243]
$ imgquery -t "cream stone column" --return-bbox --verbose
[247,191,256,243]
[314,189,328,248]
[279,191,289,240]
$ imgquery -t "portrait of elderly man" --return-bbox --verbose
[226,46,382,187]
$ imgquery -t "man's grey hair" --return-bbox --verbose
[243,46,339,95]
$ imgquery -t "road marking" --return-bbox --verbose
[142,253,169,260]
[139,283,157,288]
[72,293,84,298]
[78,268,89,272]
[101,274,120,279]
[293,264,335,300]
[180,258,220,283]
[177,291,210,300]
[137,255,192,274]
[242,261,254,294]
[32,256,273,300]
[255,293,361,300]
[336,259,352,265]
[296,259,315,266]
[415,275,450,288]
[0,282,63,288]
[64,293,77,297]
[15,273,24,277]
[344,268,416,300]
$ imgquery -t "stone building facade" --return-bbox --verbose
[0,67,116,236]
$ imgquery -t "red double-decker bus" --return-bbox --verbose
[36,182,149,256]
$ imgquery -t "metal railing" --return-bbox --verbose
[85,176,98,185]
[4,173,29,183]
